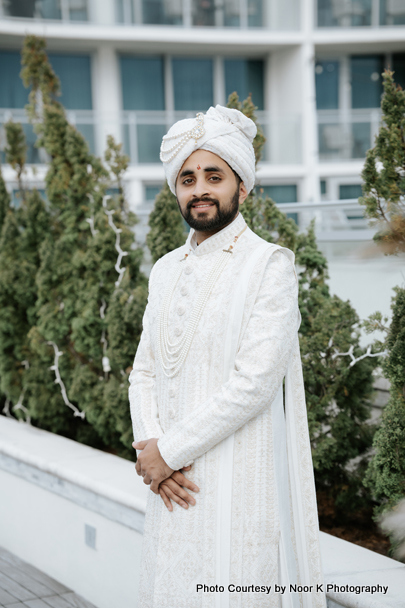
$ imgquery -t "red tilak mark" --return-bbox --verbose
[197,165,201,170]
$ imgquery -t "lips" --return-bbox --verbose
[192,203,215,208]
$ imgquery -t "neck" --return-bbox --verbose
[195,212,239,246]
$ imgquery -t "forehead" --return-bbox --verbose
[179,149,231,172]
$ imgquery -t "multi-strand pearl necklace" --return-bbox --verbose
[160,112,205,163]
[157,225,247,378]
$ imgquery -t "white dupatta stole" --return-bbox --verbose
[216,241,326,608]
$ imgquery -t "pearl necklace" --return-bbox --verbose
[160,112,205,163]
[157,225,247,378]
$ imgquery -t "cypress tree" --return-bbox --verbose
[1,35,148,457]
[146,182,186,263]
[360,70,405,254]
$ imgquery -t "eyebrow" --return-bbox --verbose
[178,165,225,179]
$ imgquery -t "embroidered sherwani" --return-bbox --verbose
[129,213,325,608]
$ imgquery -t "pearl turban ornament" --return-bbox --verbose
[160,105,257,195]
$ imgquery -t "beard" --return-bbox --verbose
[177,185,240,232]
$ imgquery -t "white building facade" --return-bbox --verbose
[1,0,405,257]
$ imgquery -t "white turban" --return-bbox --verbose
[160,105,257,195]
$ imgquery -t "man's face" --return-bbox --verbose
[175,150,248,233]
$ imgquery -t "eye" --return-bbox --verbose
[182,178,194,185]
[209,175,221,182]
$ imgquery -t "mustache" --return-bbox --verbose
[187,197,219,210]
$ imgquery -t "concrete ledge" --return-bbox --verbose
[1,416,404,608]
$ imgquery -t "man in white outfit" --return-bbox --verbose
[129,105,326,608]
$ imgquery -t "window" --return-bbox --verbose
[173,59,213,111]
[392,53,405,90]
[351,55,384,109]
[120,57,165,111]
[339,184,362,199]
[0,51,29,108]
[380,0,405,25]
[224,60,264,109]
[142,0,183,24]
[315,61,339,110]
[317,0,372,27]
[258,184,298,223]
[2,0,87,20]
[145,185,163,201]
[48,54,92,109]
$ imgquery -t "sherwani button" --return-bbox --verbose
[180,286,188,296]
[174,327,182,337]
[184,266,192,275]
[169,389,176,398]
[169,409,175,418]
[177,306,185,316]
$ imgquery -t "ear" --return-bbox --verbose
[238,182,249,206]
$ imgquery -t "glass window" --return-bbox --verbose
[120,56,165,111]
[173,59,213,111]
[258,184,298,223]
[317,0,371,27]
[380,0,405,25]
[192,0,215,25]
[68,0,87,20]
[142,0,183,24]
[3,0,37,17]
[0,51,29,108]
[392,54,405,90]
[224,0,240,26]
[351,55,384,109]
[320,180,327,195]
[315,61,339,110]
[248,0,263,27]
[339,184,363,199]
[48,54,92,109]
[224,59,264,110]
[145,185,163,201]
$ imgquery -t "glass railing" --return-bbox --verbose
[116,0,300,29]
[317,109,381,161]
[317,0,405,27]
[266,199,371,240]
[0,108,95,163]
[0,0,88,21]
[121,110,302,164]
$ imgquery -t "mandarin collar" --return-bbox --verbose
[185,213,247,257]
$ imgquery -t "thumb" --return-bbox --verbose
[133,440,148,450]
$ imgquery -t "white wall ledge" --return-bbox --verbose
[1,416,404,608]
[0,416,148,528]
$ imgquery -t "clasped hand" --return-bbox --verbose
[133,438,199,511]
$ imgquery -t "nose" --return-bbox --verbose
[191,175,210,200]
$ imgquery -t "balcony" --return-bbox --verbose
[116,0,300,29]
[317,0,405,27]
[121,110,302,164]
[0,108,95,164]
[317,109,381,161]
[0,0,88,20]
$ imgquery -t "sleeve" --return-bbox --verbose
[157,249,299,470]
[128,265,164,443]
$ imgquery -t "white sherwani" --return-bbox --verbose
[129,213,326,608]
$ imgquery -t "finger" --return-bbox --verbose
[163,478,196,506]
[172,471,200,493]
[159,488,173,512]
[150,479,160,494]
[143,474,152,485]
[133,440,148,450]
[182,465,192,471]
[161,483,190,509]
[135,462,141,476]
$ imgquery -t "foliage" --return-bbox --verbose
[146,182,186,263]
[360,70,405,254]
[364,287,405,514]
[0,36,148,458]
